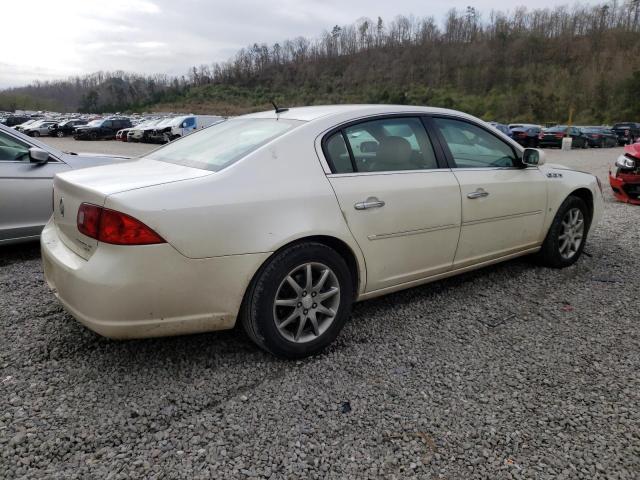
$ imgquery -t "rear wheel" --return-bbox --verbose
[89,132,98,140]
[241,242,354,358]
[32,131,40,137]
[538,196,590,268]
[56,131,65,138]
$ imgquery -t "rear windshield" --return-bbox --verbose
[147,118,303,172]
[545,126,567,132]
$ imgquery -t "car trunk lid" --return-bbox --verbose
[53,158,211,259]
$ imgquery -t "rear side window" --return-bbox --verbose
[147,118,303,172]
[325,132,353,173]
[433,117,518,168]
[325,117,438,173]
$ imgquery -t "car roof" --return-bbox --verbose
[241,104,480,123]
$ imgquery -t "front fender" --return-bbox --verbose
[539,164,603,232]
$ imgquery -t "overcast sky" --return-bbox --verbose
[1,0,599,89]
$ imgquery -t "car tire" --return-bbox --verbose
[57,131,65,138]
[89,132,98,140]
[538,195,590,269]
[240,242,354,359]
[32,131,40,137]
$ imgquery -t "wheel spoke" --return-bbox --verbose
[275,298,298,307]
[304,264,313,292]
[316,304,335,317]
[307,311,320,336]
[279,310,300,329]
[286,275,303,295]
[294,315,307,341]
[314,269,330,291]
[559,238,569,254]
[317,287,339,302]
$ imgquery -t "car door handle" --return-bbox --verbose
[467,188,489,199]
[354,197,386,210]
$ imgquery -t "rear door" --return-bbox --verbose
[428,116,547,268]
[0,130,70,242]
[323,116,462,292]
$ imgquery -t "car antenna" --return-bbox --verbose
[271,101,289,114]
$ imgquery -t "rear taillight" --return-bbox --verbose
[538,133,544,140]
[555,133,564,139]
[77,203,165,245]
[77,203,102,239]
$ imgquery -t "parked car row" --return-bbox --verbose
[116,115,223,144]
[1,111,224,143]
[488,121,636,149]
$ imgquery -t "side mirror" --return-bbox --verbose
[29,147,49,164]
[522,148,545,167]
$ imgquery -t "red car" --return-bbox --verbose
[609,143,640,205]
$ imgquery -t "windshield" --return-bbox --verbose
[546,126,567,132]
[87,120,103,127]
[146,118,303,172]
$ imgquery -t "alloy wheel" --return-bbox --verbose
[558,208,584,260]
[273,262,340,343]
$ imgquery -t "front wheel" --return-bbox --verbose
[538,196,590,268]
[241,242,354,358]
[56,131,65,138]
[32,131,40,137]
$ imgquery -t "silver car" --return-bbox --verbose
[22,120,58,137]
[0,124,129,245]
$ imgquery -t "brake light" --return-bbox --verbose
[77,203,102,238]
[538,133,544,140]
[555,133,564,139]
[77,203,165,245]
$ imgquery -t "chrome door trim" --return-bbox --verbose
[462,210,543,226]
[368,223,459,241]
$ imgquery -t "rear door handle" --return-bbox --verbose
[354,197,386,210]
[467,188,489,199]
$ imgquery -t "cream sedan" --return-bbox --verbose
[42,105,603,358]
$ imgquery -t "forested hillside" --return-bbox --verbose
[2,1,640,123]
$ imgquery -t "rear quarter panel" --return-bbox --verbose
[104,125,366,287]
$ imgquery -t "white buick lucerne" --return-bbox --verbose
[42,105,603,358]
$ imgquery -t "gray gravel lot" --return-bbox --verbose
[1,146,639,479]
[43,137,157,158]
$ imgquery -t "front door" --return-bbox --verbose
[323,116,462,292]
[429,116,548,268]
[0,130,69,242]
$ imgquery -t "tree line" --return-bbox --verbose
[2,1,640,123]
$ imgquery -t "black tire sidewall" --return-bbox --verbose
[246,243,354,359]
[540,196,590,268]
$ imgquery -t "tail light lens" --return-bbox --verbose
[77,203,165,245]
[555,133,565,139]
[538,133,544,140]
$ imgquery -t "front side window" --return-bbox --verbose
[147,118,303,172]
[433,117,518,168]
[335,117,437,173]
[0,130,29,161]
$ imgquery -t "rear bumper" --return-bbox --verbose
[41,219,270,339]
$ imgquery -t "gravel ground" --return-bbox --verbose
[1,147,639,479]
[42,137,157,157]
